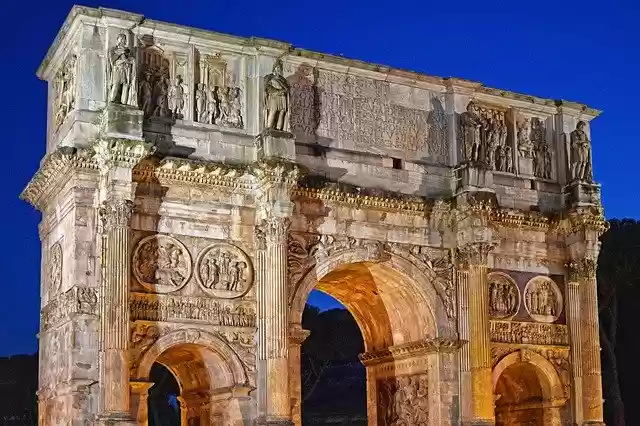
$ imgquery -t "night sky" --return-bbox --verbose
[1,0,638,356]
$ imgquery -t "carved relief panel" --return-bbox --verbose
[195,243,254,298]
[52,54,77,131]
[459,101,512,172]
[194,52,244,128]
[285,64,449,163]
[132,235,193,293]
[488,272,519,319]
[47,241,63,297]
[377,372,429,426]
[515,112,554,179]
[138,38,190,120]
[523,276,563,323]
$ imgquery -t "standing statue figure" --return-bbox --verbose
[460,102,482,163]
[263,59,290,131]
[570,121,592,181]
[195,83,208,122]
[167,76,185,118]
[517,118,534,158]
[138,70,153,117]
[108,33,137,106]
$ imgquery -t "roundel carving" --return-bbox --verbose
[523,276,563,323]
[196,243,254,299]
[488,272,520,319]
[132,235,192,293]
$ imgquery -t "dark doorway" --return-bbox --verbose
[301,290,366,425]
[148,362,181,426]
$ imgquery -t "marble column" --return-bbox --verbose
[457,269,472,423]
[289,325,310,426]
[459,243,495,426]
[263,216,293,425]
[577,259,604,425]
[566,280,583,424]
[98,198,135,419]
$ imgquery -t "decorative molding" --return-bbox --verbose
[20,148,97,210]
[41,287,99,331]
[92,138,154,170]
[566,257,597,282]
[359,338,461,366]
[490,320,569,346]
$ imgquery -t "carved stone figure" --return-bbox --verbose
[378,373,428,425]
[531,118,552,179]
[53,55,77,129]
[504,145,514,173]
[108,33,137,106]
[48,242,63,295]
[132,235,192,292]
[488,273,519,319]
[153,75,169,118]
[524,277,562,323]
[196,243,254,298]
[227,87,243,128]
[138,69,153,117]
[570,120,592,181]
[130,323,159,352]
[263,59,290,131]
[517,118,534,159]
[167,76,186,118]
[460,102,482,162]
[195,83,208,122]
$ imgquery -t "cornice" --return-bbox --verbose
[21,148,97,211]
[359,338,461,366]
[490,209,551,231]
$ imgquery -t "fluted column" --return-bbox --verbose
[263,217,293,424]
[457,269,472,423]
[98,198,134,416]
[575,259,604,425]
[289,325,310,426]
[566,280,583,424]
[459,243,495,426]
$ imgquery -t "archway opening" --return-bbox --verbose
[148,362,181,426]
[494,359,565,426]
[301,290,366,425]
[292,259,441,426]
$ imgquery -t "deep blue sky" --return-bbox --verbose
[1,0,638,356]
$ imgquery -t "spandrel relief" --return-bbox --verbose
[459,101,510,172]
[52,54,77,130]
[488,272,519,320]
[377,373,429,426]
[138,43,189,119]
[195,243,254,298]
[132,235,192,293]
[523,276,563,323]
[194,53,244,128]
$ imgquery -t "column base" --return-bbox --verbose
[255,418,294,426]
[462,421,495,426]
[583,422,606,426]
[94,413,138,426]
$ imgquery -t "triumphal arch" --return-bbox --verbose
[22,6,607,426]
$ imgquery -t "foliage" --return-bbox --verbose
[0,353,38,425]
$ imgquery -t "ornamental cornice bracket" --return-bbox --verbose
[20,147,97,211]
[550,206,608,237]
[91,137,155,171]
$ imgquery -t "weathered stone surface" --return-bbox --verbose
[23,5,606,426]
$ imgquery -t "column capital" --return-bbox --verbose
[289,324,310,346]
[566,257,597,283]
[260,217,291,245]
[250,159,300,219]
[99,199,134,231]
[92,137,154,171]
[457,241,496,267]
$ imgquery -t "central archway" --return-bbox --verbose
[289,248,457,426]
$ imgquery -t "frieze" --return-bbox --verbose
[132,234,192,293]
[377,372,429,426]
[195,243,254,298]
[41,287,98,331]
[130,292,256,327]
[490,320,569,346]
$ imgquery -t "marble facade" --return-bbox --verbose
[22,6,606,426]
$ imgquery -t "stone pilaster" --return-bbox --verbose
[252,158,299,426]
[459,243,495,426]
[457,269,472,423]
[289,325,310,426]
[93,138,152,425]
[130,381,153,426]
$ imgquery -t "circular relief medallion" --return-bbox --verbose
[488,272,520,319]
[132,235,192,293]
[523,276,563,323]
[48,242,63,294]
[196,243,254,299]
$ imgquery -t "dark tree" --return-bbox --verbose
[0,353,38,425]
[598,219,640,426]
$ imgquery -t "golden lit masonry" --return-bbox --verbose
[22,5,606,426]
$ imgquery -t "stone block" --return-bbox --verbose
[255,129,296,161]
[518,157,534,176]
[101,104,143,140]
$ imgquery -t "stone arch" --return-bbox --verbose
[135,328,248,388]
[290,247,454,352]
[492,350,564,400]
